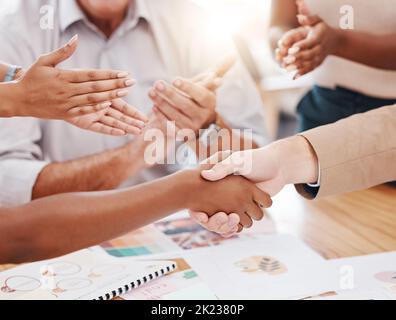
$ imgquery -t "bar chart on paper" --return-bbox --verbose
[99,226,181,258]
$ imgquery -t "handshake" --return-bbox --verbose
[189,135,319,238]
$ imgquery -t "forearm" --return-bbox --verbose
[269,0,299,51]
[335,31,396,70]
[32,140,148,199]
[1,171,192,264]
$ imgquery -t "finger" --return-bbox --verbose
[218,213,240,234]
[207,212,229,233]
[189,211,209,225]
[71,78,135,96]
[201,158,237,181]
[292,31,321,51]
[294,64,317,79]
[212,54,237,78]
[111,99,148,123]
[173,78,215,107]
[253,187,273,209]
[292,45,322,65]
[151,93,192,128]
[106,108,145,131]
[62,69,130,83]
[279,27,309,49]
[297,14,322,27]
[36,35,78,67]
[99,115,142,135]
[152,106,171,122]
[66,102,112,117]
[87,122,126,136]
[246,203,265,222]
[154,81,199,115]
[222,226,239,238]
[71,89,129,106]
[238,212,253,229]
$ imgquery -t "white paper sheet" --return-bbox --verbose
[180,235,335,300]
[325,251,396,299]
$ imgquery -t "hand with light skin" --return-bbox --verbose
[276,0,340,79]
[148,55,237,135]
[1,35,148,135]
[190,136,319,236]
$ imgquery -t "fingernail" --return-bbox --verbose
[294,73,301,80]
[297,14,307,22]
[149,90,156,98]
[117,72,129,78]
[66,35,78,47]
[173,79,182,88]
[155,81,165,92]
[117,90,129,97]
[124,79,136,87]
[283,56,296,64]
[100,102,112,109]
[286,64,297,72]
[288,46,300,55]
[135,120,145,128]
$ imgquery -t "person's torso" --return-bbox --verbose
[304,0,396,98]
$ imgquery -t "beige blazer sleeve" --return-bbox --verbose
[295,104,396,199]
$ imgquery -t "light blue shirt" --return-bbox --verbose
[0,0,267,206]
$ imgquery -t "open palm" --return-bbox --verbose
[67,98,146,136]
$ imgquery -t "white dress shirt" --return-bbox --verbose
[0,0,267,206]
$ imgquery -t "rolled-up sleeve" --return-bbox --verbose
[0,118,48,206]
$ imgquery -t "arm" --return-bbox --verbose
[335,31,396,70]
[193,104,396,235]
[32,137,149,199]
[279,5,396,77]
[1,166,271,264]
[0,35,148,135]
[269,0,299,52]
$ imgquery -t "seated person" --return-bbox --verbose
[0,0,266,207]
[0,38,271,265]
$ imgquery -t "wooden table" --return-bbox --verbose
[267,184,396,259]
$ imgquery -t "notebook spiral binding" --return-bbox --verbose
[94,263,177,300]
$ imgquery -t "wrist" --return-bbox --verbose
[272,136,319,185]
[167,169,202,210]
[0,82,24,117]
[331,28,346,57]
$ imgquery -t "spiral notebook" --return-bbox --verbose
[0,249,177,300]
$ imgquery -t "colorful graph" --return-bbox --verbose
[99,217,275,258]
[100,225,180,258]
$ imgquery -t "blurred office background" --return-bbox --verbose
[0,0,311,140]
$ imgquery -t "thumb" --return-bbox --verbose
[201,161,236,181]
[36,35,78,67]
